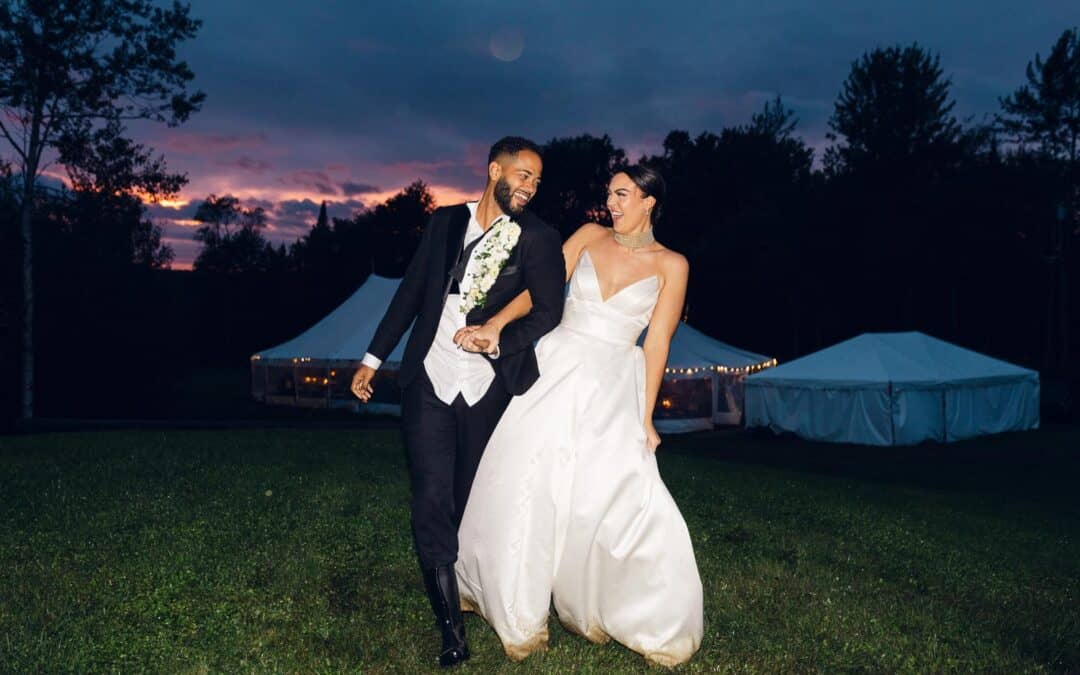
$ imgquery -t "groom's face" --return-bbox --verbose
[492,150,542,215]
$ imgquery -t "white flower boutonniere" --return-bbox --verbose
[460,218,521,314]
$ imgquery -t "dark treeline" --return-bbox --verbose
[3,33,1079,425]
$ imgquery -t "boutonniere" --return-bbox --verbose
[460,219,521,314]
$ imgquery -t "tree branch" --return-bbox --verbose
[0,117,29,164]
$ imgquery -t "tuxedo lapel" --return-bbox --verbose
[443,205,471,278]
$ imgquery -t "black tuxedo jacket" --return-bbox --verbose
[366,203,565,396]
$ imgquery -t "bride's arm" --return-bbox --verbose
[560,223,607,283]
[641,252,689,451]
[456,223,608,350]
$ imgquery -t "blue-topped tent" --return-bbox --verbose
[744,332,1040,445]
[251,275,413,414]
[252,274,777,429]
[642,323,776,431]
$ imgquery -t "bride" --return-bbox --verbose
[453,164,704,667]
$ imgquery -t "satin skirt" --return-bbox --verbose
[455,323,704,665]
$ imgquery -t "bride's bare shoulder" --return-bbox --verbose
[654,247,689,286]
[657,247,688,272]
[570,222,609,243]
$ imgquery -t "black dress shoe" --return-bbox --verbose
[422,565,470,667]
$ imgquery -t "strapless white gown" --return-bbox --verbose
[455,251,704,667]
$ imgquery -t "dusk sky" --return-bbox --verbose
[113,1,1076,268]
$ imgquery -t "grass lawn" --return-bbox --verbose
[1,426,1078,673]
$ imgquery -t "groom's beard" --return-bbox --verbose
[493,177,525,215]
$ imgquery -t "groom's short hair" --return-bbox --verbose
[489,136,543,164]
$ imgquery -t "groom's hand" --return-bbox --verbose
[453,325,490,352]
[453,325,479,349]
[350,365,376,402]
[455,323,500,356]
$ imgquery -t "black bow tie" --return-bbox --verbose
[447,230,489,295]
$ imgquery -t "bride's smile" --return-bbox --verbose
[607,171,656,233]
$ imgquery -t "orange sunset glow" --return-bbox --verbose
[147,177,483,269]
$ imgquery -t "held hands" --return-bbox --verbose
[644,420,661,453]
[350,364,377,402]
[453,322,501,356]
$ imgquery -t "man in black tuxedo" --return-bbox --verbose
[350,136,564,667]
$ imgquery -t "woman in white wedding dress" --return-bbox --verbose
[453,165,704,667]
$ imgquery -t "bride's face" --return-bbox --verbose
[606,173,655,233]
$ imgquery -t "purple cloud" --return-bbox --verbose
[164,132,268,155]
[340,181,380,196]
[279,170,338,196]
[215,156,273,173]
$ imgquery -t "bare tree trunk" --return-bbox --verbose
[1060,211,1071,371]
[1044,264,1057,373]
[19,196,34,419]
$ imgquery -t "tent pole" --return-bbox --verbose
[887,382,895,445]
[711,372,720,427]
[941,391,947,443]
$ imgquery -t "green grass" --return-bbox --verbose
[1,427,1078,673]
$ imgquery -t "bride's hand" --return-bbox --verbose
[644,420,661,453]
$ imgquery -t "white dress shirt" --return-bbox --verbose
[361,201,505,406]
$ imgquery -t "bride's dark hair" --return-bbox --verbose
[622,164,666,227]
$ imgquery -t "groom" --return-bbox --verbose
[350,136,565,667]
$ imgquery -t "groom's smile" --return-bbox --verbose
[491,147,542,216]
[512,189,533,209]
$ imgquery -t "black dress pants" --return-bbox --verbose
[401,368,512,569]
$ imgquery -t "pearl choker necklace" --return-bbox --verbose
[613,228,656,249]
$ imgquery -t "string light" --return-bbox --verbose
[267,355,780,380]
[663,358,778,376]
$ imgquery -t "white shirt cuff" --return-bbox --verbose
[361,353,383,370]
[488,345,500,359]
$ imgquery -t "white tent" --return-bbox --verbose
[743,332,1040,445]
[642,323,775,432]
[252,275,777,429]
[251,275,413,414]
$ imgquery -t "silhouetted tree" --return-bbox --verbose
[999,28,1080,167]
[645,100,814,258]
[643,97,818,354]
[0,0,204,418]
[291,201,335,274]
[822,45,967,330]
[367,180,435,277]
[57,189,174,270]
[825,44,962,178]
[331,214,372,283]
[531,134,626,239]
[266,242,292,275]
[131,214,174,269]
[192,195,275,273]
[288,201,357,315]
[998,28,1080,373]
[0,162,16,427]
